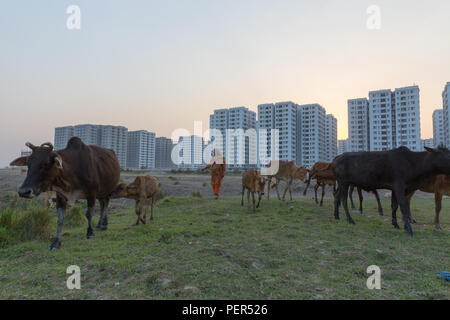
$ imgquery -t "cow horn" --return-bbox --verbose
[25,142,36,150]
[41,142,54,150]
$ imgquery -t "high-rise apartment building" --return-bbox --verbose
[443,82,450,146]
[393,86,421,151]
[338,139,348,155]
[257,102,298,164]
[155,137,174,169]
[325,114,338,162]
[54,126,74,150]
[297,104,327,168]
[369,89,395,151]
[347,98,369,152]
[348,85,421,152]
[433,109,445,147]
[100,125,128,168]
[54,124,128,168]
[126,130,156,170]
[210,107,257,168]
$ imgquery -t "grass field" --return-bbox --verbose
[0,196,449,299]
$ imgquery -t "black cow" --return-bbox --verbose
[331,146,450,235]
[10,138,121,251]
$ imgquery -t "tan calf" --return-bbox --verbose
[266,161,308,201]
[406,175,450,230]
[111,175,159,225]
[241,170,267,212]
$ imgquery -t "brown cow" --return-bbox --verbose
[313,174,336,207]
[303,162,330,196]
[241,170,267,212]
[396,175,450,230]
[110,175,159,225]
[266,161,308,201]
[10,138,120,251]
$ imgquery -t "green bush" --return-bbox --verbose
[0,205,53,248]
[191,190,203,198]
[155,188,165,201]
[65,205,85,227]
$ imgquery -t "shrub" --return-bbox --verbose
[0,205,53,248]
[155,188,165,201]
[191,190,203,198]
[65,205,85,227]
[13,206,52,242]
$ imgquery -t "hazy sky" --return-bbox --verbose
[1,0,449,167]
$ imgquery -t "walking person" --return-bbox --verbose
[202,149,226,199]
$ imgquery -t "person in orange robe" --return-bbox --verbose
[202,149,226,199]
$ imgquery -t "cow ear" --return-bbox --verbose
[10,156,28,167]
[424,147,434,153]
[51,153,63,169]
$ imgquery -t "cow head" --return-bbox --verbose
[256,174,267,197]
[10,142,63,199]
[294,166,308,182]
[425,146,450,174]
[110,177,142,199]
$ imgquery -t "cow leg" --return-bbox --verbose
[96,199,109,231]
[247,190,251,208]
[303,176,311,196]
[251,191,256,213]
[357,187,363,215]
[320,184,325,207]
[434,193,443,231]
[85,198,95,239]
[391,191,400,229]
[256,193,262,208]
[406,192,416,224]
[333,184,341,220]
[142,200,148,224]
[374,190,384,216]
[341,184,355,225]
[393,186,413,236]
[349,185,355,210]
[150,196,156,221]
[274,180,281,200]
[49,196,66,251]
[314,183,319,204]
[241,186,245,206]
[288,180,293,202]
[282,182,289,202]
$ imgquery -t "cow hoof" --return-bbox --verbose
[348,219,355,225]
[379,212,384,216]
[49,238,61,251]
[334,216,340,220]
[404,225,413,236]
[86,234,95,240]
[359,210,363,215]
[434,225,443,231]
[393,224,400,229]
[411,219,417,224]
[95,225,107,231]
